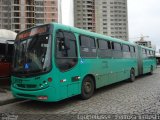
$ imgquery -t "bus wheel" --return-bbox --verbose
[81,76,94,100]
[149,66,153,75]
[129,69,135,82]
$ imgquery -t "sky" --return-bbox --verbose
[61,0,74,26]
[61,0,160,51]
[128,0,160,51]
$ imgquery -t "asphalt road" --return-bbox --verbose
[0,67,160,120]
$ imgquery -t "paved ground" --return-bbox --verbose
[0,88,12,102]
[0,67,160,120]
[0,79,19,106]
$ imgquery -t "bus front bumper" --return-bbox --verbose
[11,86,59,102]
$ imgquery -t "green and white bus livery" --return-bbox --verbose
[11,23,156,102]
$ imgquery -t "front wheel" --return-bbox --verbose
[81,76,94,100]
[129,69,135,82]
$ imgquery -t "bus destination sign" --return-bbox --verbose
[17,26,48,40]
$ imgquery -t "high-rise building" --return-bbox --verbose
[74,0,128,40]
[74,0,95,32]
[0,0,58,33]
[0,0,12,30]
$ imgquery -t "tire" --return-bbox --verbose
[149,66,153,75]
[129,69,135,82]
[81,76,94,100]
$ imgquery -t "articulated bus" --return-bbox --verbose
[11,23,156,102]
[0,40,14,79]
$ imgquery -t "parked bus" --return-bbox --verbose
[0,40,14,79]
[11,23,156,102]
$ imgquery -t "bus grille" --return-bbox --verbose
[17,84,37,89]
[17,94,36,98]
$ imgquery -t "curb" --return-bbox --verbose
[0,98,23,106]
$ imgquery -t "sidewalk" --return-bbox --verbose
[0,78,21,106]
[0,86,19,106]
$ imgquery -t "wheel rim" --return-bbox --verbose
[84,81,92,94]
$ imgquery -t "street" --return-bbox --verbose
[0,67,160,120]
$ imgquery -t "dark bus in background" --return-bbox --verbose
[0,40,14,79]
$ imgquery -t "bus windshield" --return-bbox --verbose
[12,25,52,76]
[13,34,51,75]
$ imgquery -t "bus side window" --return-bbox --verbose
[122,44,131,58]
[107,41,111,49]
[130,46,135,58]
[56,30,78,71]
[147,50,150,57]
[112,42,122,58]
[142,48,147,58]
[98,39,111,58]
[130,46,135,53]
[79,35,96,58]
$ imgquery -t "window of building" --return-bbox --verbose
[15,24,20,29]
[14,12,20,17]
[51,1,55,4]
[14,0,19,4]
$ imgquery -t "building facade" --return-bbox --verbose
[74,0,95,32]
[0,0,12,30]
[0,0,58,33]
[135,40,152,48]
[74,0,128,40]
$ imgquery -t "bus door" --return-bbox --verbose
[55,30,80,99]
[137,46,143,75]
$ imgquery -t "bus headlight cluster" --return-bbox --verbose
[39,81,48,88]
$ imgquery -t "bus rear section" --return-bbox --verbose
[137,45,156,75]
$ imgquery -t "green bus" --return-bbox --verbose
[11,23,156,102]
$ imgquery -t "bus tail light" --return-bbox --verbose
[37,96,48,100]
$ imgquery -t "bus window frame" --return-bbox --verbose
[55,29,78,72]
[122,44,130,52]
[97,38,112,58]
[112,42,123,58]
[79,34,97,58]
[130,46,135,53]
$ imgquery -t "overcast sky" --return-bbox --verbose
[128,0,160,51]
[61,0,160,51]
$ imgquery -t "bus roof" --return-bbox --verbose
[51,22,136,46]
[138,45,155,51]
[0,29,17,43]
[18,22,154,50]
